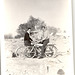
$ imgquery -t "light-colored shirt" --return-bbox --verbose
[42,30,50,40]
[37,30,50,41]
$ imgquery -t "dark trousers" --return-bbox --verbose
[24,41,31,46]
[40,39,49,56]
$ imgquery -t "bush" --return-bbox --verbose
[17,16,46,37]
[14,35,22,39]
[4,34,13,39]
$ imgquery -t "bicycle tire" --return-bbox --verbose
[45,45,58,57]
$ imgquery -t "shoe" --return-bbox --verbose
[38,56,44,59]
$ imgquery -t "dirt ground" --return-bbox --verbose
[4,36,72,75]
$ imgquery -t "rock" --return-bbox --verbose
[12,52,17,57]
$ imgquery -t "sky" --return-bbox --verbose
[3,0,72,36]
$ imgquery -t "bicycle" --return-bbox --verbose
[15,41,58,58]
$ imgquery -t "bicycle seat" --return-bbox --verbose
[47,43,56,46]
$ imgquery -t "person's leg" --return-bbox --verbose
[40,39,49,57]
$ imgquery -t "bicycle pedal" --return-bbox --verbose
[33,56,38,58]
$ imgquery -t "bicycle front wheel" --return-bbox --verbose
[45,45,58,57]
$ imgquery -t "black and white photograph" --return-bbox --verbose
[2,0,74,75]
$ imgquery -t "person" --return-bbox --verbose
[24,28,33,46]
[38,26,50,58]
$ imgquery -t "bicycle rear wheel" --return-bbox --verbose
[15,45,26,57]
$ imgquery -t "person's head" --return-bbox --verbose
[41,26,46,31]
[27,28,31,33]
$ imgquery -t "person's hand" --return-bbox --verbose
[31,41,36,45]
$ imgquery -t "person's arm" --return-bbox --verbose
[29,36,33,41]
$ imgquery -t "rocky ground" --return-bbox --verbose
[4,36,73,75]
